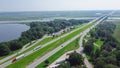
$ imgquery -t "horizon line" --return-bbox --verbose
[0,9,118,13]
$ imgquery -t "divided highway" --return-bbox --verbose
[0,22,88,68]
[0,11,113,68]
[26,31,83,68]
[27,13,111,68]
[0,35,49,64]
[76,12,113,68]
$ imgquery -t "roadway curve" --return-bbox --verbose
[27,13,111,68]
[76,12,113,68]
[0,11,113,68]
[47,12,113,68]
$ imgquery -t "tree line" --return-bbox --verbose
[0,19,89,56]
[58,52,86,68]
[84,21,120,68]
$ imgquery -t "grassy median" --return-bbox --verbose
[0,24,81,65]
[6,23,93,68]
[36,36,80,68]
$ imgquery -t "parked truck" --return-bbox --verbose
[49,64,59,68]
[56,58,66,64]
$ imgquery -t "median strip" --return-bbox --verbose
[6,23,93,68]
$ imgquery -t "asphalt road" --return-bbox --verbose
[26,14,109,68]
[0,26,73,64]
[0,35,49,64]
[0,22,87,68]
[48,13,112,68]
[0,11,113,68]
[26,31,83,68]
[76,12,113,68]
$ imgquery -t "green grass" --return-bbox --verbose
[22,37,54,53]
[86,54,91,60]
[0,24,82,65]
[93,39,103,54]
[18,24,83,52]
[113,21,120,43]
[0,24,82,60]
[0,37,54,65]
[95,39,103,47]
[19,24,83,54]
[93,45,98,54]
[36,37,80,68]
[6,23,93,68]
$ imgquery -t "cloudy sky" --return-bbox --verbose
[0,0,120,12]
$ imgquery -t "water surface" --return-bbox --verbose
[0,24,30,42]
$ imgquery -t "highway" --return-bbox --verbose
[0,11,113,68]
[47,12,112,68]
[27,13,111,68]
[76,12,113,68]
[0,25,74,64]
[0,35,49,64]
[0,21,88,68]
[26,30,83,68]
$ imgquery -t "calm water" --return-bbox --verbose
[0,24,30,42]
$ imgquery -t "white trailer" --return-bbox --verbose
[56,58,66,64]
[49,64,60,68]
[66,51,74,55]
[12,54,25,63]
[16,54,25,60]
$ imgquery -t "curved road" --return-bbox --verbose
[76,12,113,68]
[0,12,113,68]
[27,14,109,68]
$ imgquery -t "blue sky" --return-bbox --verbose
[0,0,120,12]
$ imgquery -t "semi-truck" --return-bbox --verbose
[12,54,25,63]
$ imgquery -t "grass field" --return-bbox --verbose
[6,23,93,68]
[0,37,53,60]
[93,39,103,53]
[21,24,83,54]
[36,37,80,68]
[0,37,54,65]
[0,24,82,65]
[95,39,103,46]
[113,21,120,43]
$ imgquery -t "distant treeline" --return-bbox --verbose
[0,19,90,56]
[84,22,120,68]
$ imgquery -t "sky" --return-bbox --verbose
[0,0,120,12]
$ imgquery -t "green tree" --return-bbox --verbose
[104,64,118,68]
[0,44,10,56]
[58,62,70,68]
[116,50,120,61]
[84,39,94,56]
[94,58,106,68]
[44,59,49,66]
[68,52,83,66]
